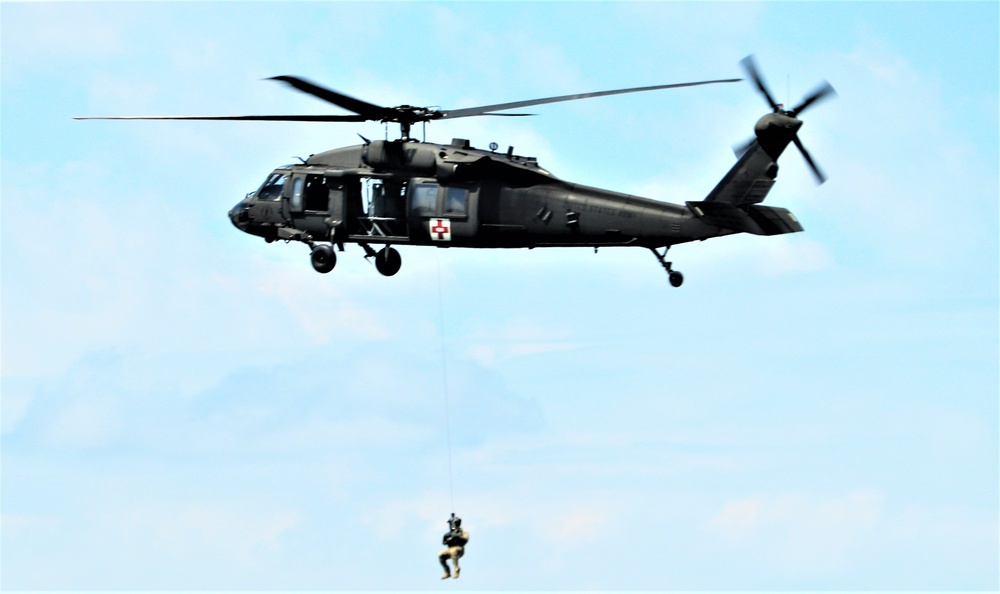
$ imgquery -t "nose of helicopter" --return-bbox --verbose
[228,199,249,230]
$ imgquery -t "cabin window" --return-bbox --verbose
[257,173,287,201]
[410,183,438,216]
[443,187,468,217]
[290,177,305,210]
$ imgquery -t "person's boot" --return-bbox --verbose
[454,567,460,579]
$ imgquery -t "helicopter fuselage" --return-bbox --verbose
[230,138,718,247]
[229,130,803,283]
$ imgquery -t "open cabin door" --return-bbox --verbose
[326,178,344,226]
[347,176,409,241]
[287,173,344,240]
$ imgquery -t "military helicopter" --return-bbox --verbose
[76,56,834,286]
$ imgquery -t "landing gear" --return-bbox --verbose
[307,241,400,276]
[374,246,402,276]
[310,244,336,273]
[650,247,684,287]
[357,243,403,276]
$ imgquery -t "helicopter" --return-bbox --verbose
[76,56,835,287]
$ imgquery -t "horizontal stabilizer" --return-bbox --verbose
[687,201,759,234]
[687,201,802,236]
[747,205,803,235]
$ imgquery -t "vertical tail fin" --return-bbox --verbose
[686,137,802,235]
[702,139,780,206]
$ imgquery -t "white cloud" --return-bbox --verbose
[707,490,885,576]
[256,266,392,345]
[758,234,834,276]
[0,513,61,544]
[41,389,121,448]
[361,490,447,542]
[550,507,607,545]
[110,500,304,571]
[1,4,128,79]
[259,415,434,454]
[459,316,585,367]
[0,378,36,433]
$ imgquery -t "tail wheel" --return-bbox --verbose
[375,246,401,276]
[310,244,336,273]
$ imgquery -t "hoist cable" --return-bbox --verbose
[436,254,456,513]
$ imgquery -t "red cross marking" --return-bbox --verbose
[431,219,450,240]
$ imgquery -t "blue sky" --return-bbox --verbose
[2,1,997,590]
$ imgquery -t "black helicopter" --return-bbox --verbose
[77,56,834,286]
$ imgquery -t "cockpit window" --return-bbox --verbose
[257,173,287,201]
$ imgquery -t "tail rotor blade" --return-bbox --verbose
[740,55,780,112]
[790,81,837,117]
[792,135,827,184]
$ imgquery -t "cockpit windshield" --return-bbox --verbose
[256,172,287,201]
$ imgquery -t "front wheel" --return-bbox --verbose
[310,245,336,273]
[669,271,684,287]
[374,247,401,276]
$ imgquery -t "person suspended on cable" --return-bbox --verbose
[439,513,469,579]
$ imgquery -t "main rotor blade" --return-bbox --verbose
[790,80,837,117]
[740,55,780,112]
[438,78,741,120]
[267,76,391,120]
[792,135,827,184]
[74,114,368,122]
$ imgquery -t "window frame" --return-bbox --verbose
[409,182,439,217]
[442,187,469,218]
[290,176,305,211]
[407,182,470,220]
[256,172,288,202]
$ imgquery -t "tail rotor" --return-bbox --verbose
[739,55,836,184]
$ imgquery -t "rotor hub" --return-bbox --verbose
[740,55,836,184]
[755,112,802,136]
